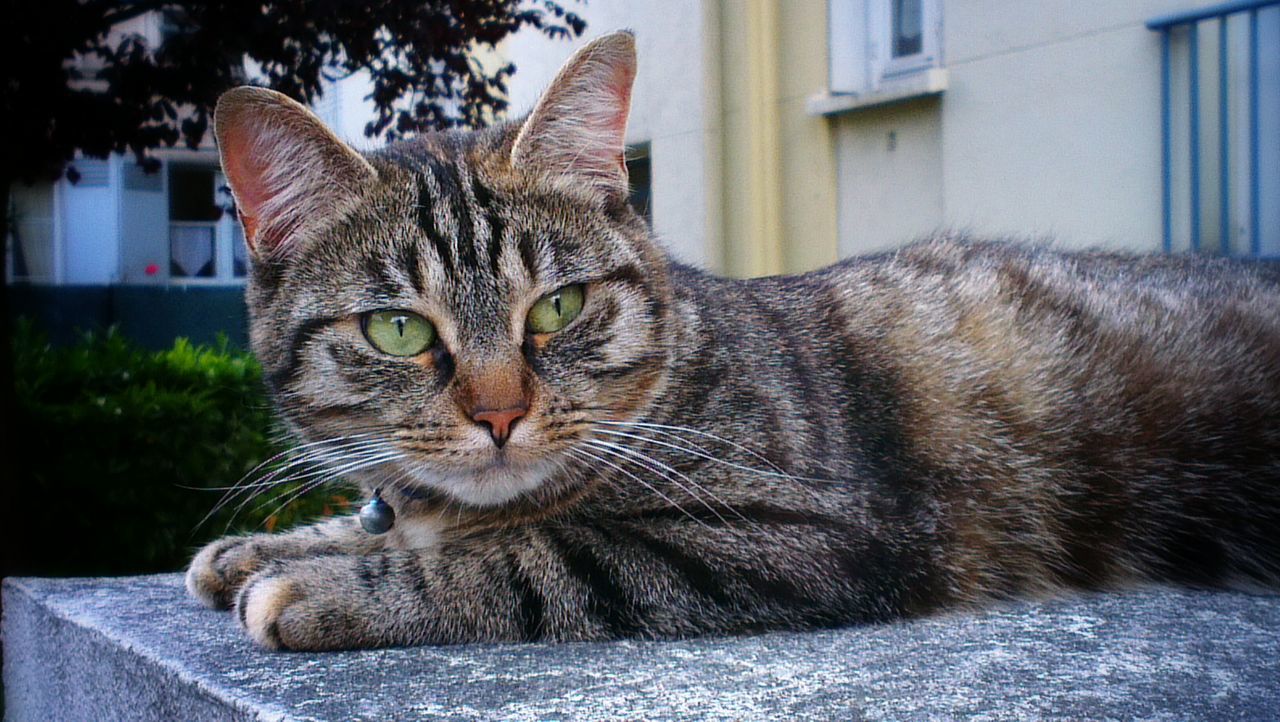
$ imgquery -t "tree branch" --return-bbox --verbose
[101,1,174,30]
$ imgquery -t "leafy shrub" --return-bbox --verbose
[10,320,353,577]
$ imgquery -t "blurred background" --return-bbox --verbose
[4,0,1279,582]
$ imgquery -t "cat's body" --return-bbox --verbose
[187,33,1280,650]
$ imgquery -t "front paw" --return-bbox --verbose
[234,559,370,651]
[185,535,269,609]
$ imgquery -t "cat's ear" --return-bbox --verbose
[511,31,636,197]
[214,87,376,258]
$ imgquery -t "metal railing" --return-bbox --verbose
[1148,0,1277,256]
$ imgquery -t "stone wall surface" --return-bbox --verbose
[4,574,1279,721]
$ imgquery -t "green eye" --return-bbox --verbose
[362,310,436,357]
[527,284,585,334]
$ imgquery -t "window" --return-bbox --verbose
[6,184,56,282]
[1148,3,1280,257]
[826,0,943,96]
[892,0,924,57]
[167,163,245,283]
[230,226,247,276]
[169,165,217,278]
[123,162,163,192]
[626,144,653,224]
[882,0,942,80]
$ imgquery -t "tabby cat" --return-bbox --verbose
[186,31,1280,651]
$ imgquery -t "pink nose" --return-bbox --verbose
[470,405,528,448]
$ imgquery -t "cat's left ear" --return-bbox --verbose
[511,31,636,198]
[214,86,377,258]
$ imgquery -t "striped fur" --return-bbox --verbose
[188,33,1280,650]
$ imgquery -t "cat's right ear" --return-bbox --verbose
[214,87,376,258]
[511,31,637,199]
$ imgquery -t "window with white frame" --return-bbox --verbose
[828,0,943,96]
[167,163,247,283]
[6,183,57,283]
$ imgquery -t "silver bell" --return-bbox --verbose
[359,491,395,534]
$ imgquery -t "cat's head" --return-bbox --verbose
[215,32,673,508]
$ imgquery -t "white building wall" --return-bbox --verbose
[316,71,386,152]
[939,0,1208,252]
[834,0,1218,256]
[118,160,170,284]
[833,98,944,255]
[60,157,121,284]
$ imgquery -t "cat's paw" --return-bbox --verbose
[235,569,305,650]
[185,535,269,609]
[233,558,375,651]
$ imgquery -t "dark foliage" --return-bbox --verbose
[0,3,583,539]
[8,321,354,577]
[3,0,585,184]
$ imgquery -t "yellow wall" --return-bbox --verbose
[714,0,838,277]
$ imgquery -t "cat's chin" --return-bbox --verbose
[402,458,558,508]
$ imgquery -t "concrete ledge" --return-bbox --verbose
[807,69,949,116]
[4,575,1279,721]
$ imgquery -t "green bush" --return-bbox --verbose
[10,321,353,577]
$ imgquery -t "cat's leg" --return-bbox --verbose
[186,515,384,610]
[233,525,568,649]
[232,519,888,650]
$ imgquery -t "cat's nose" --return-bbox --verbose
[470,405,528,448]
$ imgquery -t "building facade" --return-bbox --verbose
[504,0,1280,275]
[8,0,1277,334]
[5,13,381,345]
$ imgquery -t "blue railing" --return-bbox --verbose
[1148,0,1277,256]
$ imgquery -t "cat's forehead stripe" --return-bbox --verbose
[517,231,539,283]
[445,162,480,273]
[361,254,402,299]
[398,230,426,294]
[414,166,455,280]
[479,181,506,279]
[412,154,511,284]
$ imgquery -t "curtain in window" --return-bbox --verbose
[9,185,56,280]
[170,225,216,277]
[892,0,924,57]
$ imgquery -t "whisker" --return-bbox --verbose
[599,420,792,477]
[186,438,390,492]
[202,436,387,515]
[192,437,394,533]
[243,451,404,531]
[240,432,383,481]
[567,446,712,530]
[584,439,743,525]
[252,477,335,531]
[220,443,401,526]
[595,424,842,493]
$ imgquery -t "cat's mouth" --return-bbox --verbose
[394,455,558,508]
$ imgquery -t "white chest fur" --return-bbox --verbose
[387,514,446,551]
